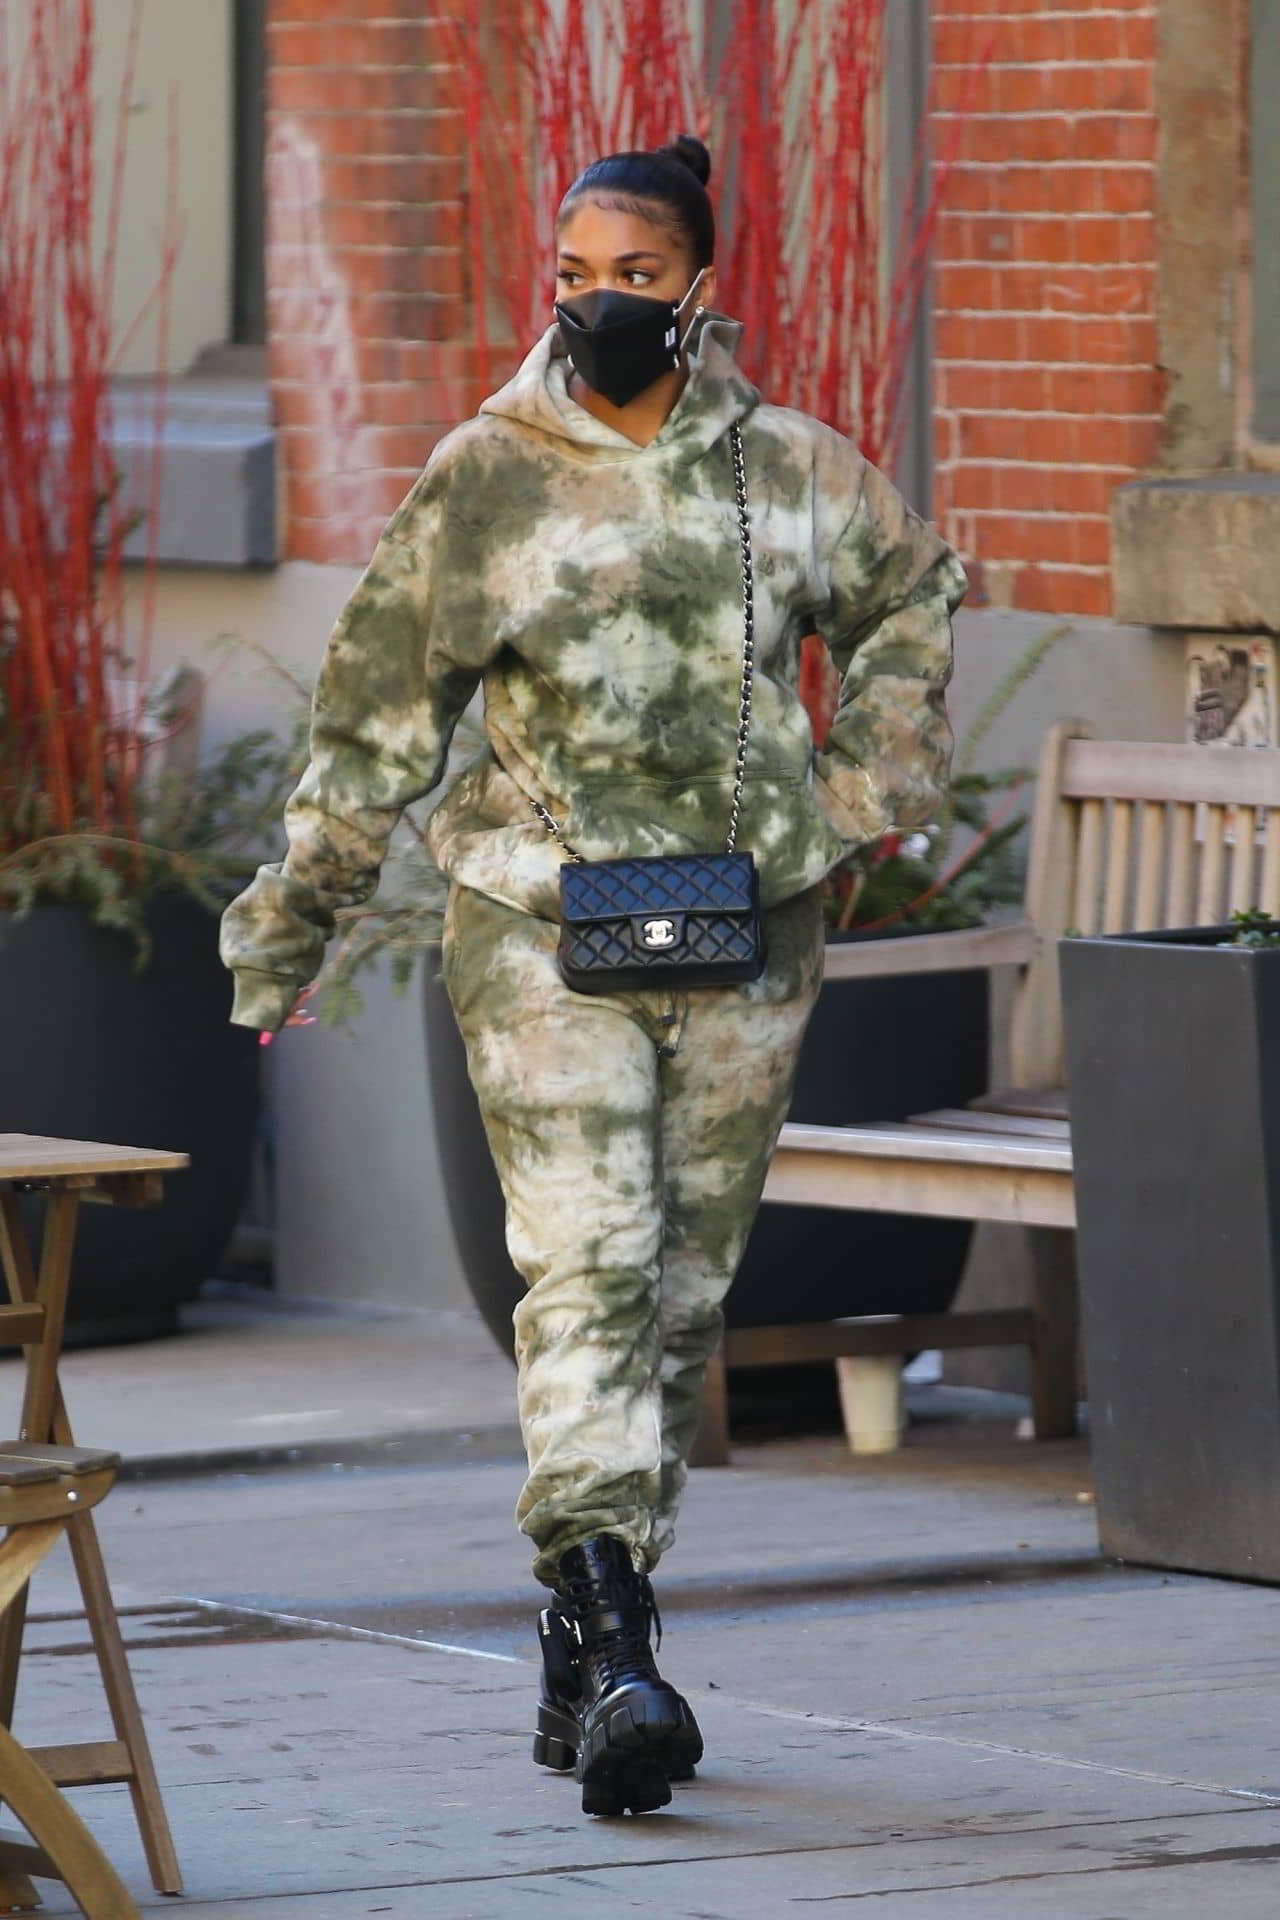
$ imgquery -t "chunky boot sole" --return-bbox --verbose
[533,1698,701,1785]
[532,1700,578,1773]
[581,1753,671,1818]
[576,1687,704,1817]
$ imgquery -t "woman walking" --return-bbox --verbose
[221,136,966,1818]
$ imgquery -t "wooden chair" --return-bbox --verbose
[693,723,1280,1462]
[0,1443,136,1918]
[0,1138,186,1905]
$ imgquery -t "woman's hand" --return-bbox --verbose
[259,984,317,1048]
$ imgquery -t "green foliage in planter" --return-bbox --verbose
[1224,907,1280,950]
[0,658,309,964]
[839,769,1029,934]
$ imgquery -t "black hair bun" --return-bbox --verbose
[657,135,712,187]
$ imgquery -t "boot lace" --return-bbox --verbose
[562,1567,664,1695]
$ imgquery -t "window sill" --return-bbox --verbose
[108,360,275,569]
[1112,473,1280,633]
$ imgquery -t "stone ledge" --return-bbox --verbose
[1112,473,1280,632]
[108,373,276,568]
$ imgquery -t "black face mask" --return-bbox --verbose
[554,270,707,410]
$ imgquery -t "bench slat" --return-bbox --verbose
[726,1308,1036,1367]
[764,1141,1076,1228]
[971,1086,1069,1121]
[775,1121,1073,1173]
[910,1107,1072,1142]
[1061,738,1280,808]
[822,920,1037,982]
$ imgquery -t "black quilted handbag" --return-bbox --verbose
[558,851,762,993]
[529,423,766,995]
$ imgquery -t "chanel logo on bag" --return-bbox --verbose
[642,918,677,949]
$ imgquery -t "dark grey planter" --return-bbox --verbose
[424,945,988,1362]
[423,963,517,1360]
[727,950,987,1326]
[0,898,261,1343]
[1061,922,1280,1582]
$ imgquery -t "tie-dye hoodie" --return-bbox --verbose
[221,313,967,1030]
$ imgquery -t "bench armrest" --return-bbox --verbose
[822,920,1038,983]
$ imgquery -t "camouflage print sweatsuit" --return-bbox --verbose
[220,310,967,1584]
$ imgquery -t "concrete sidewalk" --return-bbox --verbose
[19,1289,523,1475]
[6,1296,1280,1915]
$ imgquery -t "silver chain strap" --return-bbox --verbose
[526,792,579,859]
[528,420,754,862]
[725,418,754,856]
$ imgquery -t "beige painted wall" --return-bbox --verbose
[947,607,1185,773]
[95,0,233,375]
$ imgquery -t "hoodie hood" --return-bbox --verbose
[479,308,759,462]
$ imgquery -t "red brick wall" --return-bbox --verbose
[266,0,490,565]
[931,0,1162,618]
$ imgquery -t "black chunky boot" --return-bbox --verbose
[534,1595,701,1780]
[533,1535,702,1816]
[532,1584,702,1793]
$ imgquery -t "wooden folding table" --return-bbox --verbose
[0,1133,189,1908]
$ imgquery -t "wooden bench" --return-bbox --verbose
[695,723,1280,1463]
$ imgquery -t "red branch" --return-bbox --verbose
[445,2,984,748]
[0,0,175,861]
[852,775,1028,935]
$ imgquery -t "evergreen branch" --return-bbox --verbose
[0,832,199,877]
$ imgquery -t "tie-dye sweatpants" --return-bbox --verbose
[441,880,825,1588]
